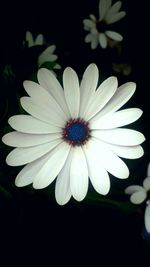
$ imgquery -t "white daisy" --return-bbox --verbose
[2,64,145,205]
[83,0,126,49]
[125,163,150,233]
[25,31,44,48]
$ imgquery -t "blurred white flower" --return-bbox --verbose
[2,64,145,205]
[83,0,126,49]
[24,31,61,70]
[38,45,61,69]
[25,31,44,47]
[125,163,150,233]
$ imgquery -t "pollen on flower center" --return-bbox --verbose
[62,118,91,146]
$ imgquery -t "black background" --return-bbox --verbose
[0,0,150,263]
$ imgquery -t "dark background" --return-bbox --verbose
[0,0,150,263]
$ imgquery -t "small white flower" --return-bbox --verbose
[83,0,126,49]
[38,45,61,69]
[125,163,150,233]
[2,64,145,205]
[25,31,44,47]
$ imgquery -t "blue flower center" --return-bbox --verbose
[63,118,90,146]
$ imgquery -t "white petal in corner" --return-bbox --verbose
[145,204,150,233]
[15,151,53,187]
[95,82,136,119]
[88,138,129,179]
[90,108,143,129]
[6,139,62,166]
[105,31,123,41]
[70,147,88,201]
[55,151,72,205]
[83,143,110,195]
[37,68,69,117]
[107,144,144,159]
[125,185,145,195]
[99,33,107,49]
[35,34,44,46]
[106,11,126,24]
[92,128,145,146]
[33,142,70,189]
[8,115,61,134]
[63,67,80,118]
[84,76,118,121]
[130,190,147,204]
[2,131,61,147]
[20,97,66,127]
[79,64,99,118]
[143,177,150,191]
[99,0,112,20]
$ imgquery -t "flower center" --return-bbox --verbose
[62,118,91,146]
[96,20,107,32]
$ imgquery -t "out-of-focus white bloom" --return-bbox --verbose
[2,64,145,205]
[25,31,44,47]
[83,0,126,49]
[38,45,61,69]
[125,163,150,233]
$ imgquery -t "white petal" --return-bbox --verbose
[55,151,72,205]
[70,147,88,201]
[35,34,44,46]
[79,64,99,118]
[93,82,136,119]
[63,67,80,118]
[83,144,110,195]
[2,131,61,147]
[26,31,34,47]
[130,191,147,204]
[37,68,69,116]
[54,63,61,70]
[99,0,112,20]
[90,108,143,129]
[38,46,57,66]
[145,204,150,233]
[23,80,67,123]
[89,14,97,21]
[91,36,99,49]
[92,128,145,146]
[87,138,129,179]
[8,115,61,134]
[15,151,53,187]
[143,177,150,191]
[33,142,70,189]
[106,1,122,19]
[20,96,66,127]
[106,144,144,159]
[6,139,62,166]
[125,185,145,195]
[99,33,107,48]
[85,33,93,43]
[105,31,123,41]
[147,163,150,176]
[106,11,126,24]
[85,77,118,121]
[83,19,96,29]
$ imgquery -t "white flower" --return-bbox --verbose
[25,31,44,47]
[24,31,61,70]
[83,0,126,49]
[38,45,61,69]
[2,64,145,205]
[125,163,150,233]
